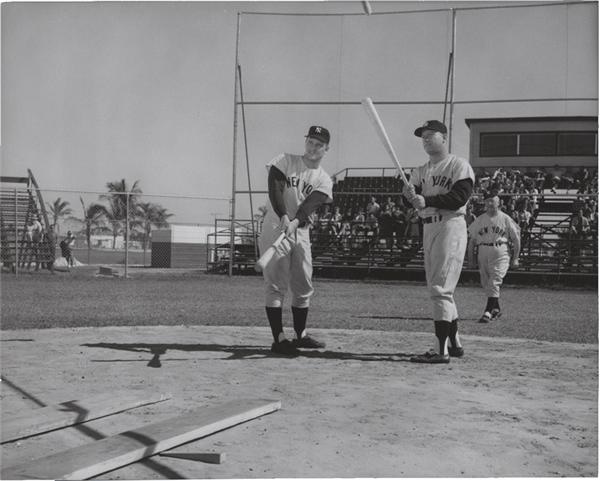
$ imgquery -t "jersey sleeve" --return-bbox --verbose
[505,215,521,242]
[266,153,288,175]
[313,172,334,200]
[453,157,475,184]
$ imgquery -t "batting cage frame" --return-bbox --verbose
[226,1,598,276]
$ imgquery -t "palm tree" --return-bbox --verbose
[79,197,108,262]
[137,203,173,262]
[101,179,142,249]
[46,198,73,234]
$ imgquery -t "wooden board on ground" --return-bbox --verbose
[1,398,281,480]
[159,451,226,464]
[2,391,171,443]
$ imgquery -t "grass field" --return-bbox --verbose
[1,268,597,344]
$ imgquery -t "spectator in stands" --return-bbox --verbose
[24,216,44,271]
[366,196,381,218]
[365,212,379,238]
[465,202,476,227]
[516,203,532,247]
[352,210,366,237]
[390,206,407,248]
[382,196,396,213]
[405,206,421,245]
[330,206,342,235]
[569,208,591,267]
[576,168,590,194]
[318,204,333,234]
[60,231,76,269]
[378,204,395,249]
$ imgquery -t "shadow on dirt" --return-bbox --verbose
[81,342,418,367]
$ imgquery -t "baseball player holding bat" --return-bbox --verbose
[403,120,475,364]
[467,192,521,323]
[258,125,334,356]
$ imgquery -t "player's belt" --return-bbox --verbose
[479,242,508,247]
[422,215,443,224]
[421,214,463,224]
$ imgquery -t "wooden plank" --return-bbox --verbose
[1,392,171,443]
[159,451,226,464]
[2,398,281,480]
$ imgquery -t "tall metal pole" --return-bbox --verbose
[448,8,457,152]
[14,188,18,277]
[125,192,129,279]
[237,64,258,260]
[229,13,242,277]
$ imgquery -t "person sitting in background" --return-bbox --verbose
[365,212,379,238]
[382,196,396,213]
[391,206,408,248]
[366,196,381,218]
[378,204,395,249]
[330,206,343,236]
[352,210,366,237]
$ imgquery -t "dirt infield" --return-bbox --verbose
[0,271,598,478]
[1,324,597,479]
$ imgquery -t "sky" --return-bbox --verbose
[1,1,598,224]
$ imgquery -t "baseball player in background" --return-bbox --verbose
[403,120,475,364]
[259,126,334,357]
[467,192,521,323]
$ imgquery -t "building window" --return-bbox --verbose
[480,131,597,157]
[519,133,556,156]
[480,133,517,157]
[557,132,597,156]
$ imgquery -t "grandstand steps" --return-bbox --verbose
[0,171,55,270]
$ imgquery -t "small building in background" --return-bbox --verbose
[151,224,209,268]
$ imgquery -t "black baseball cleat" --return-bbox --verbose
[410,350,450,364]
[449,346,464,358]
[490,308,502,321]
[478,312,491,323]
[293,336,326,349]
[271,339,300,357]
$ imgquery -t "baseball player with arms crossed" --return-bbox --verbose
[467,192,521,323]
[403,120,475,364]
[259,125,333,357]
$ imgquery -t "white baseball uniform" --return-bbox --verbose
[410,154,475,321]
[259,153,333,309]
[468,211,520,297]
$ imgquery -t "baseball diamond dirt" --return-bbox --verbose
[0,268,597,479]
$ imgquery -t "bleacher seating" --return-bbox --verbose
[310,166,598,275]
[1,170,56,272]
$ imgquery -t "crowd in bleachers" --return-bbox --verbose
[311,166,598,254]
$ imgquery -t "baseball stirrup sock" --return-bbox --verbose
[485,297,495,312]
[292,306,308,339]
[265,307,283,343]
[449,319,462,348]
[434,321,451,356]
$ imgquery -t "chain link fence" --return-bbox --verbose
[0,187,233,276]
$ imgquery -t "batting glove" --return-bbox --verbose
[411,195,426,210]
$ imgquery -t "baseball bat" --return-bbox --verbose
[361,97,410,186]
[254,232,286,272]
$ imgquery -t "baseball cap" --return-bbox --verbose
[305,125,330,144]
[414,120,448,137]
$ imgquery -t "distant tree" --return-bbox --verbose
[137,202,173,250]
[79,197,108,249]
[101,179,142,249]
[46,197,73,234]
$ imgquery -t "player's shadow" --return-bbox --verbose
[81,342,416,367]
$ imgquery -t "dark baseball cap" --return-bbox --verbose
[305,125,330,144]
[414,120,447,137]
